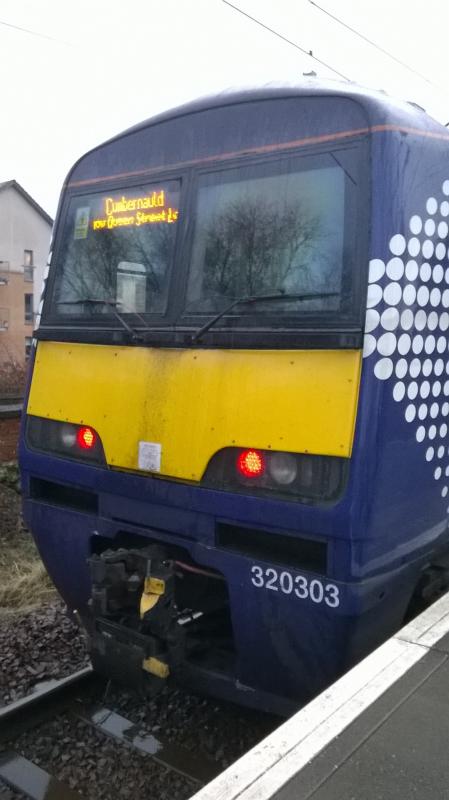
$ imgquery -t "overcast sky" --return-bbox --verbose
[1,0,449,219]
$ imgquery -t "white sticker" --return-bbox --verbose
[74,206,90,239]
[138,441,161,472]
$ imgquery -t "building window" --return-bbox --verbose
[25,293,33,324]
[0,308,9,330]
[24,250,34,281]
[25,336,32,359]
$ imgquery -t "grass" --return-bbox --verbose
[0,536,56,616]
[0,463,56,616]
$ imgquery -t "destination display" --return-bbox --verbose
[89,189,179,232]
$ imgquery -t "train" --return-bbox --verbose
[19,80,449,714]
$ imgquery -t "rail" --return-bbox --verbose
[0,664,223,799]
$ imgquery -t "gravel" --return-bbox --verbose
[2,683,277,800]
[0,449,278,798]
[0,599,89,706]
[0,469,89,706]
[8,715,197,800]
[0,599,277,798]
[0,479,21,541]
[98,684,276,769]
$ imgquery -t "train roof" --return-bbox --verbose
[109,79,447,144]
[64,79,449,194]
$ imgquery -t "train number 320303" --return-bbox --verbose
[250,565,340,607]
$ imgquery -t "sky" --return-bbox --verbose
[1,0,449,219]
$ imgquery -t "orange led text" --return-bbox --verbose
[92,190,179,231]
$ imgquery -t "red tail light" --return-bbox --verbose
[26,417,106,465]
[237,449,265,478]
[77,426,97,450]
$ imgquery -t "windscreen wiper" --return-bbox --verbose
[57,298,143,341]
[190,291,340,344]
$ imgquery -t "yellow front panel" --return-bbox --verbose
[28,342,362,480]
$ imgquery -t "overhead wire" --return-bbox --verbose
[222,0,350,81]
[308,0,442,93]
[0,17,73,47]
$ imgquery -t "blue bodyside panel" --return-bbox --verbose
[350,131,449,578]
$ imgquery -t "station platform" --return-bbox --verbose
[193,591,449,800]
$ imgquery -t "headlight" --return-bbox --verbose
[268,452,297,485]
[60,424,77,448]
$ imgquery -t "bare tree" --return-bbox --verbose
[0,343,27,397]
[55,221,176,313]
[202,196,323,301]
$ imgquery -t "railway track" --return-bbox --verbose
[0,667,227,800]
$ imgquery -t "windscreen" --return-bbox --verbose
[185,154,347,317]
[45,144,362,336]
[53,180,180,316]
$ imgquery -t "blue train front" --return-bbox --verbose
[18,82,449,713]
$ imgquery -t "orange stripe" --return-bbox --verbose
[371,123,449,140]
[66,123,449,190]
[66,127,369,189]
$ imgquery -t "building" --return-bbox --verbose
[0,180,53,369]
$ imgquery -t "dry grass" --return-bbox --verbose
[0,466,56,616]
[0,536,56,616]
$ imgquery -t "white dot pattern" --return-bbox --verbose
[364,180,449,503]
